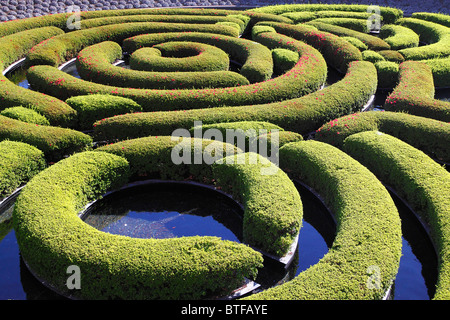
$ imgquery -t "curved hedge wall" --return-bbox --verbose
[314,111,450,163]
[245,140,402,299]
[384,61,450,122]
[13,147,265,300]
[0,140,46,200]
[342,131,450,300]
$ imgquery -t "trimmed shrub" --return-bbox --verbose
[305,21,391,50]
[411,12,450,28]
[78,14,247,34]
[342,131,450,300]
[377,50,405,63]
[0,74,77,127]
[397,18,450,60]
[272,48,299,75]
[256,22,362,72]
[379,24,420,50]
[1,106,50,126]
[341,36,368,51]
[315,110,450,163]
[0,140,46,200]
[420,57,450,88]
[76,41,249,90]
[384,61,450,122]
[0,115,92,161]
[374,61,399,89]
[362,50,385,63]
[212,152,302,257]
[92,61,376,141]
[251,25,276,38]
[245,140,402,299]
[65,94,143,130]
[0,26,64,71]
[309,17,374,33]
[250,4,403,24]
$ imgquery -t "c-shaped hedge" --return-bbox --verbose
[245,140,402,299]
[13,136,303,299]
[75,40,250,90]
[342,131,450,300]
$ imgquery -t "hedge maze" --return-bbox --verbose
[0,3,449,300]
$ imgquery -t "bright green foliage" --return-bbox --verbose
[1,106,50,126]
[0,115,92,161]
[397,18,450,60]
[65,94,142,130]
[257,21,362,72]
[250,4,403,24]
[362,50,385,63]
[411,12,450,28]
[272,48,299,75]
[343,131,450,300]
[245,140,402,299]
[384,61,450,121]
[306,21,391,50]
[13,149,264,299]
[380,24,420,50]
[374,60,399,88]
[0,140,46,199]
[315,110,450,163]
[341,36,368,51]
[420,57,450,88]
[377,50,405,63]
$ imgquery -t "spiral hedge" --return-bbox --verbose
[0,4,448,300]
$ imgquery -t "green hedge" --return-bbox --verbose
[281,10,375,24]
[271,48,299,75]
[377,50,405,63]
[411,12,450,28]
[92,60,376,141]
[397,18,450,60]
[76,41,249,90]
[374,61,399,88]
[256,22,362,73]
[379,24,420,50]
[309,17,373,33]
[0,106,50,126]
[0,140,46,200]
[305,21,391,51]
[13,148,264,299]
[420,57,450,88]
[27,31,327,112]
[362,50,385,63]
[0,26,64,71]
[341,36,368,51]
[314,110,450,163]
[25,22,240,68]
[78,14,248,34]
[384,61,450,121]
[245,139,402,299]
[249,4,403,24]
[342,131,450,300]
[0,115,92,161]
[65,94,143,130]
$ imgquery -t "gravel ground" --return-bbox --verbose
[0,0,448,22]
